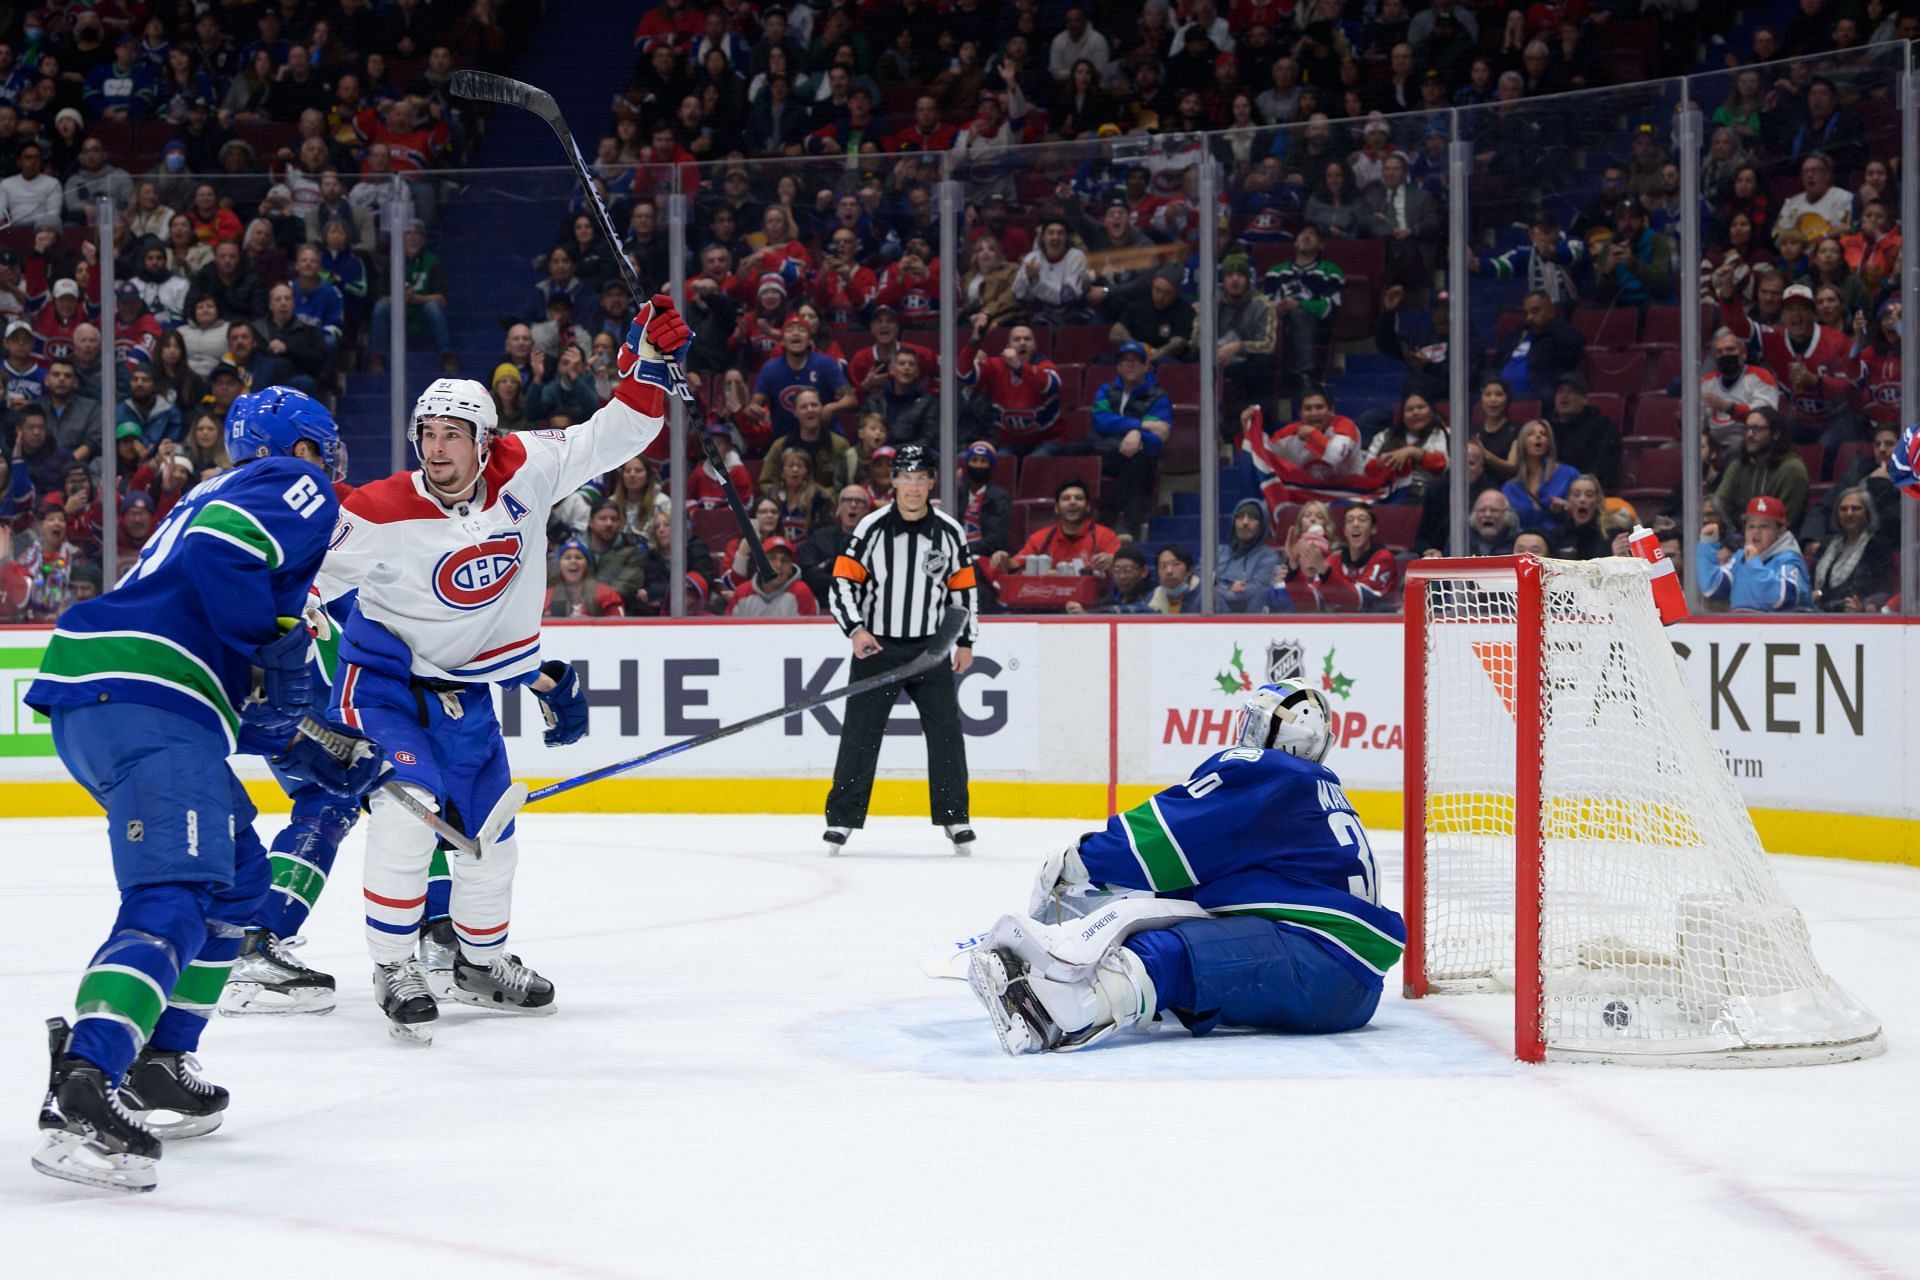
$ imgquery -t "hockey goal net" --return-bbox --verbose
[1402,555,1883,1066]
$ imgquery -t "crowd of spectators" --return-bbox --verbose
[6,0,1914,622]
[1,0,535,622]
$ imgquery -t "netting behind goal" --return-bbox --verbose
[1405,556,1883,1066]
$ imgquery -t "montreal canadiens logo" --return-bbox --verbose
[432,532,524,611]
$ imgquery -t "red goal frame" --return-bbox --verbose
[1401,556,1547,1063]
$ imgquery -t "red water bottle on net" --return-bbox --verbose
[1628,524,1689,625]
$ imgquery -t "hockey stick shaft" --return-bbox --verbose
[449,70,777,587]
[526,608,969,804]
[295,717,482,856]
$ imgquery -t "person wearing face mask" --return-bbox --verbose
[957,440,1011,569]
[1699,326,1782,455]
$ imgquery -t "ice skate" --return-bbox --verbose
[418,918,458,1000]
[945,824,976,856]
[823,826,850,855]
[373,960,439,1046]
[220,928,336,1015]
[450,952,555,1014]
[30,1018,160,1193]
[118,1047,230,1139]
[967,941,1154,1056]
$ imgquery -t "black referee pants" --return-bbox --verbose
[825,634,970,828]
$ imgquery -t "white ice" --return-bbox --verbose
[0,814,1914,1280]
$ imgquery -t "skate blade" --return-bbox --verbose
[127,1108,223,1140]
[30,1131,157,1193]
[951,845,972,857]
[219,984,338,1017]
[387,1020,434,1047]
[445,987,556,1016]
[965,951,1030,1055]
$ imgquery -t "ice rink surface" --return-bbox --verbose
[0,813,1913,1279]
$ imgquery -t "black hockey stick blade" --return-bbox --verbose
[454,70,776,589]
[448,70,561,123]
[526,608,970,805]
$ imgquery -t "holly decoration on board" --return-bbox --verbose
[1321,648,1355,701]
[1215,643,1254,696]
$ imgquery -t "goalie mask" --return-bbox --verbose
[409,377,498,497]
[1235,679,1334,763]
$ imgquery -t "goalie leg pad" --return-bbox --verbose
[1124,918,1382,1037]
[1001,896,1211,978]
[363,784,440,964]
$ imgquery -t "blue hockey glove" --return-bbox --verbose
[272,722,388,801]
[246,619,316,736]
[532,660,588,746]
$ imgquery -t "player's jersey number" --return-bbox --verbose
[1330,811,1379,905]
[283,475,327,518]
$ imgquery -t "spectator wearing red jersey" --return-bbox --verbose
[888,95,958,153]
[873,240,939,323]
[992,477,1121,577]
[959,317,1062,454]
[32,279,88,368]
[1716,273,1859,448]
[734,205,814,298]
[633,0,705,51]
[1855,300,1901,430]
[544,537,626,618]
[847,305,935,398]
[1326,504,1399,612]
[353,97,448,173]
[729,536,820,616]
[687,422,755,511]
[813,226,877,326]
[631,121,701,204]
[732,273,794,375]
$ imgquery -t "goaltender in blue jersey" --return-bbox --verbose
[969,678,1405,1054]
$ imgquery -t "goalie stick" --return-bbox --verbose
[449,69,777,588]
[525,607,969,803]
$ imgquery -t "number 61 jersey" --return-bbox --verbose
[314,401,662,684]
[1074,746,1408,987]
[26,457,339,752]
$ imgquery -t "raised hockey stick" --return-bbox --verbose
[295,717,523,857]
[526,607,969,804]
[449,69,777,588]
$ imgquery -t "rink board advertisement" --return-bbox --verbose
[0,619,1914,859]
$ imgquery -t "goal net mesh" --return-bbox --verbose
[1418,557,1881,1063]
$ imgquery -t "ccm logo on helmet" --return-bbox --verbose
[432,532,523,610]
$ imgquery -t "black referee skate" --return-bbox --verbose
[220,928,337,1016]
[31,1018,161,1193]
[822,826,851,855]
[945,824,977,857]
[451,952,556,1014]
[374,960,439,1047]
[119,1046,230,1139]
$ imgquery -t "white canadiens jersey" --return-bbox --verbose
[315,399,662,683]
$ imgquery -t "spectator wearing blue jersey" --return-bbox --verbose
[1034,342,1169,538]
[1501,418,1579,538]
[290,244,344,361]
[1697,495,1809,612]
[969,679,1404,1054]
[751,316,856,438]
[84,32,159,121]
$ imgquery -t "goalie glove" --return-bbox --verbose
[531,660,588,747]
[615,292,695,413]
[1027,843,1092,922]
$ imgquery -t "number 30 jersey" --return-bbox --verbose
[26,456,340,751]
[1075,747,1407,985]
[314,399,662,685]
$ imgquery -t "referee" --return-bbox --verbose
[824,445,980,855]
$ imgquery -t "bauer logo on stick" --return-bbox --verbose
[432,533,524,610]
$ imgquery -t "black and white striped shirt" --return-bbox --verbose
[829,504,980,644]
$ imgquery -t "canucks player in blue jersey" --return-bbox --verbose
[23,388,385,1192]
[969,679,1406,1054]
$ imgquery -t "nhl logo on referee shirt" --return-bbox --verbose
[922,547,949,579]
[126,820,144,842]
[1266,640,1305,683]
